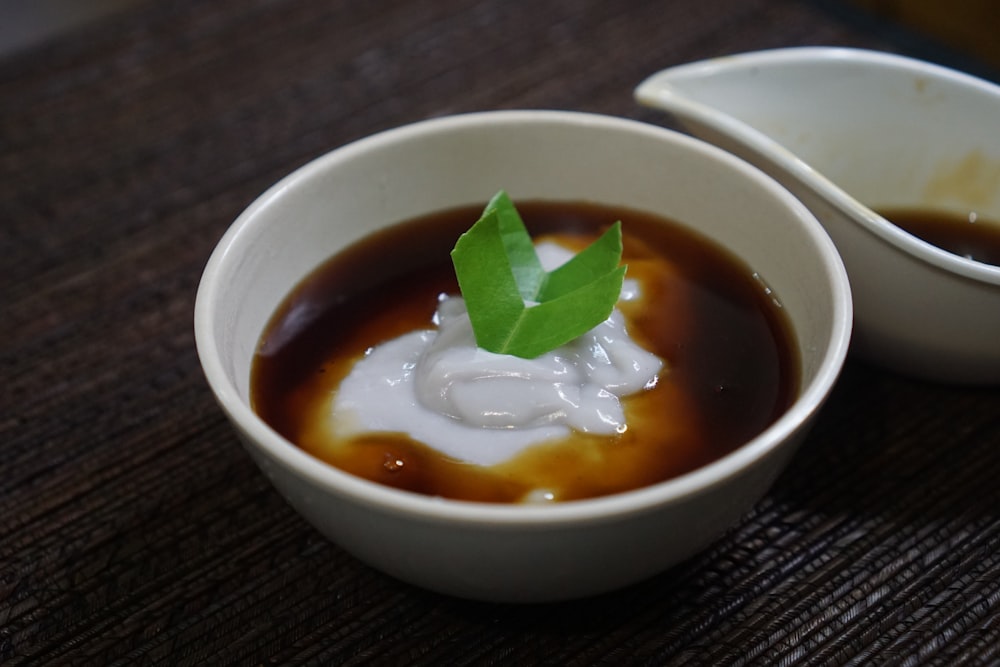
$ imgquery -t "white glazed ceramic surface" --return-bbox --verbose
[195,110,852,602]
[636,47,1000,384]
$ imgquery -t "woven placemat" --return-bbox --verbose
[2,0,998,664]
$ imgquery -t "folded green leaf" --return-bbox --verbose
[450,191,626,358]
[488,191,545,301]
[539,222,623,301]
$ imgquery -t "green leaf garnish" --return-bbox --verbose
[450,191,626,359]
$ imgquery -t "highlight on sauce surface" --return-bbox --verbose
[878,207,1000,266]
[250,200,800,503]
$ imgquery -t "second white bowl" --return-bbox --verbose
[637,47,1000,384]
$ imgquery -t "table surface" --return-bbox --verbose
[4,1,999,664]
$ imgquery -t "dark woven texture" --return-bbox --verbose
[3,0,999,664]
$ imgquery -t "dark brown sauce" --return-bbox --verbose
[251,201,800,503]
[879,208,1000,266]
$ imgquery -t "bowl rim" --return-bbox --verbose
[634,46,1000,286]
[194,109,853,527]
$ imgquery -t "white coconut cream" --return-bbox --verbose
[331,242,663,466]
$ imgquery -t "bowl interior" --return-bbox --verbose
[195,110,851,515]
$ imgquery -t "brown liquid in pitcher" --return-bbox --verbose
[879,208,1000,266]
[251,201,800,503]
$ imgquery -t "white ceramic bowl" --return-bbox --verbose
[194,110,851,602]
[636,47,1000,384]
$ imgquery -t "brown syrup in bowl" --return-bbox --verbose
[251,202,800,503]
